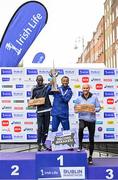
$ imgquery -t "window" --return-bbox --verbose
[116,25,118,40]
[112,29,115,42]
[110,33,112,45]
[116,6,118,18]
[110,57,113,68]
[113,54,115,68]
[109,0,112,7]
[110,14,112,23]
[108,35,110,48]
[105,21,107,30]
[116,49,118,68]
[112,12,114,22]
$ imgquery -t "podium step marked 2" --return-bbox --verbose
[0,151,118,179]
[0,152,36,180]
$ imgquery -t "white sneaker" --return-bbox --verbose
[77,148,82,152]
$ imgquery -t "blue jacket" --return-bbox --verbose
[75,92,101,122]
[51,85,73,118]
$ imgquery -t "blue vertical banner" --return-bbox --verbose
[0,1,48,67]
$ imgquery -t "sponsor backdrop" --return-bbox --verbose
[0,68,118,143]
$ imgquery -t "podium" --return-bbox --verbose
[0,152,118,179]
[88,158,118,179]
[36,150,88,179]
[0,152,35,180]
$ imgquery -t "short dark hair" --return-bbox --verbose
[61,76,69,81]
[36,75,43,81]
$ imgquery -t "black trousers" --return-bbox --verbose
[37,111,50,144]
[79,119,95,157]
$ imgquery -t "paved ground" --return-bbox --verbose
[0,144,117,158]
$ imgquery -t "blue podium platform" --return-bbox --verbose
[0,152,36,180]
[0,151,118,180]
[36,150,88,179]
[88,158,118,180]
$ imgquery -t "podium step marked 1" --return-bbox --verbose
[36,151,88,179]
[0,151,118,179]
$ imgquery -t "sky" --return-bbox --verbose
[0,0,105,67]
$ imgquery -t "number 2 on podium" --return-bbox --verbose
[11,165,19,176]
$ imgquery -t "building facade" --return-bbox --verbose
[77,0,118,68]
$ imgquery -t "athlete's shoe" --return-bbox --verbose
[88,156,93,165]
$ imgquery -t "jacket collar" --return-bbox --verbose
[61,85,69,90]
[82,92,93,100]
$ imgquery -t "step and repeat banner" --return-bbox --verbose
[0,68,118,143]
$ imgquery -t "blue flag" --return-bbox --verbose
[32,52,45,63]
[0,1,48,67]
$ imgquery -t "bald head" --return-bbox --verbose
[82,84,90,89]
[82,84,90,96]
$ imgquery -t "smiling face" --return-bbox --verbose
[36,75,43,86]
[61,76,69,87]
[82,84,90,96]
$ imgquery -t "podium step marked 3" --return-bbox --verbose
[88,158,118,180]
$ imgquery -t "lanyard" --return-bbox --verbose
[60,87,68,96]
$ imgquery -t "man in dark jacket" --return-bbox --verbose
[51,76,73,132]
[30,75,52,151]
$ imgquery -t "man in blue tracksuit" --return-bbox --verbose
[74,84,101,165]
[51,76,73,132]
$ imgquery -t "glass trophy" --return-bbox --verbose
[49,62,59,92]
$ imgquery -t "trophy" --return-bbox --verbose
[49,61,59,92]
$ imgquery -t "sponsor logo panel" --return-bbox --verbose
[1,69,12,74]
[26,69,38,75]
[82,77,89,83]
[79,69,89,75]
[104,69,115,75]
[1,134,12,140]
